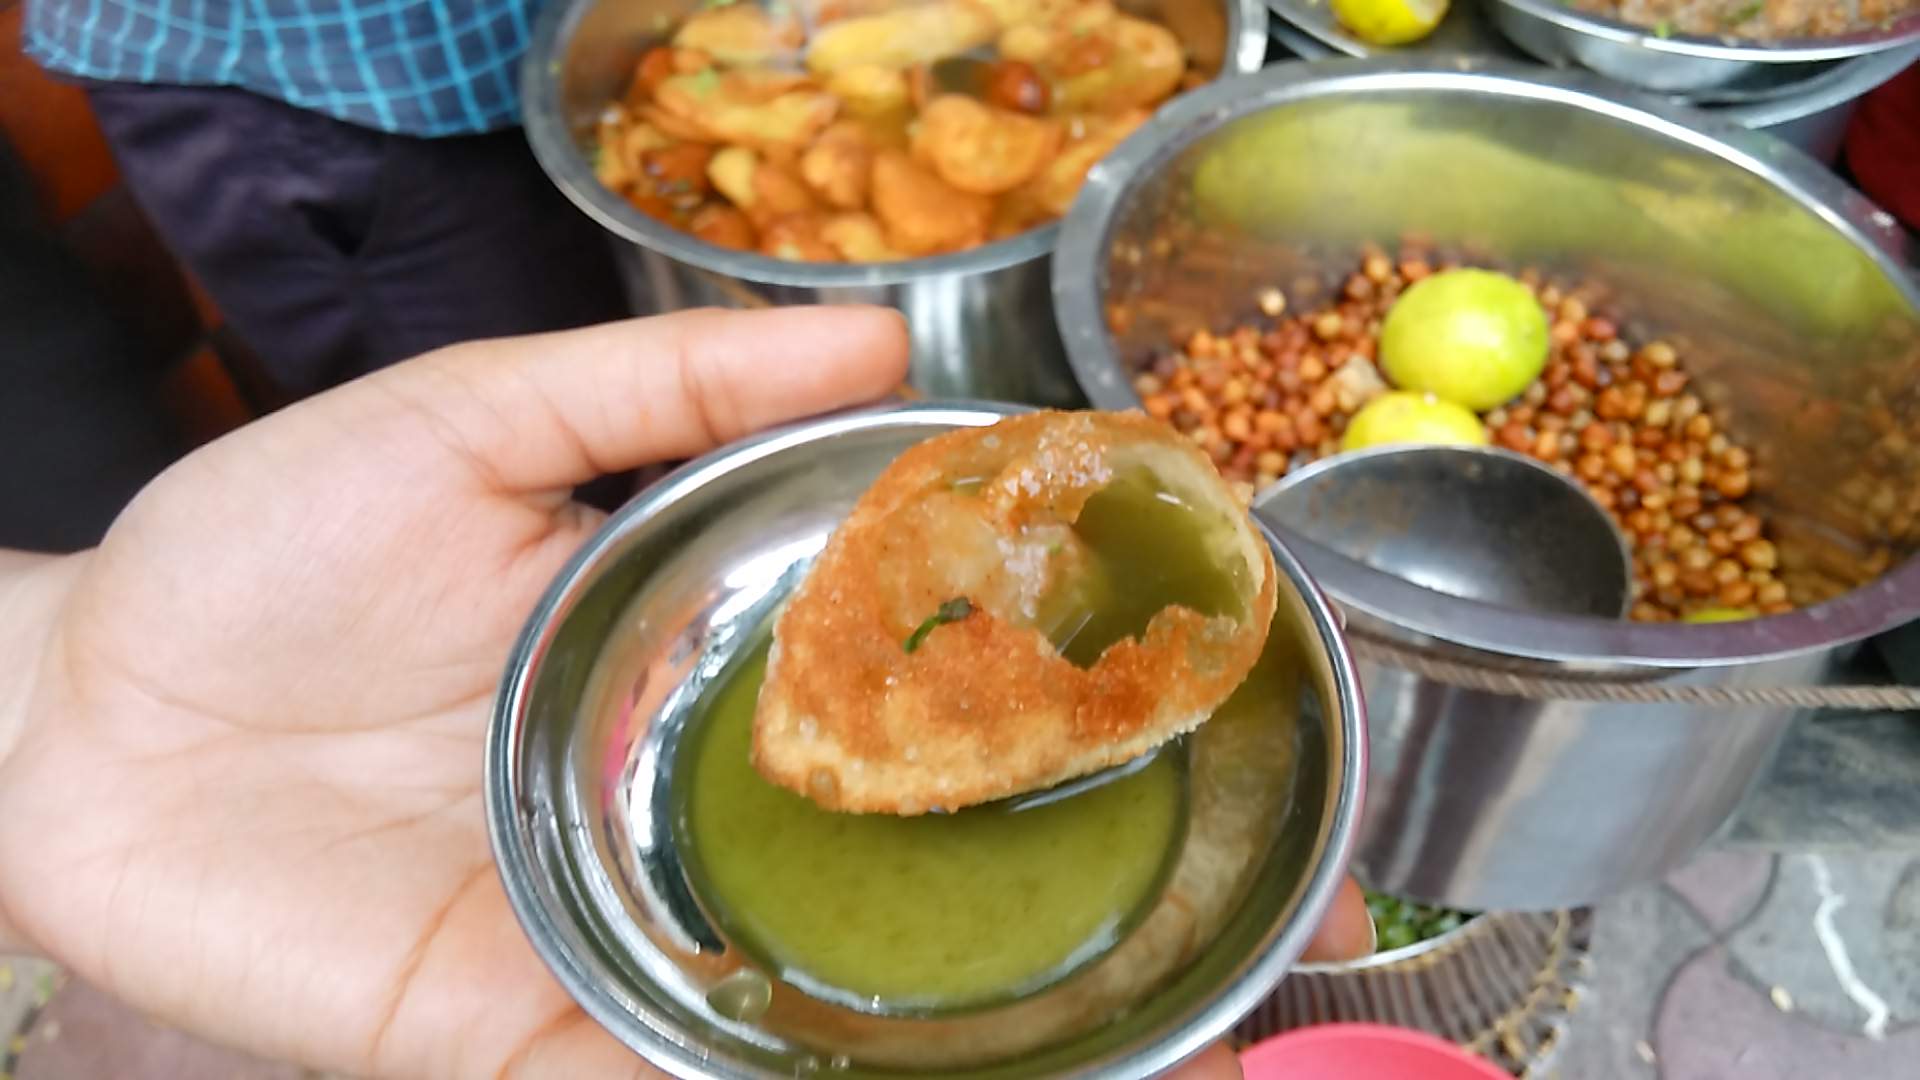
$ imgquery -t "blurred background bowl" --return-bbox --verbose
[1263,0,1920,160]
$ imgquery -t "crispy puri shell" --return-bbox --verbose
[751,411,1277,815]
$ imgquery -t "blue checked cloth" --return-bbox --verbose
[24,0,542,135]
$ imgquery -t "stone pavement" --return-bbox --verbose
[1554,850,1920,1078]
[5,849,1916,1078]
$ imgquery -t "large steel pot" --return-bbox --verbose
[522,0,1269,408]
[1054,60,1920,911]
[1483,0,1920,95]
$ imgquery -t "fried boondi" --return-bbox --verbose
[751,411,1277,814]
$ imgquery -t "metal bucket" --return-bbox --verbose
[486,402,1367,1078]
[521,0,1270,408]
[1053,60,1920,911]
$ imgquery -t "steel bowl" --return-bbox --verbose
[1265,18,1920,161]
[486,402,1366,1078]
[1053,59,1920,910]
[1484,0,1920,93]
[521,0,1268,409]
[1267,0,1918,104]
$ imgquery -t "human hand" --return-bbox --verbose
[0,306,1372,1078]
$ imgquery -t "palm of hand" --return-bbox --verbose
[0,311,917,1078]
[0,357,641,1076]
[0,310,1287,1080]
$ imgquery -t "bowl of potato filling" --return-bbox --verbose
[522,0,1268,407]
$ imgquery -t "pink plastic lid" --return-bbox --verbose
[1240,1023,1509,1080]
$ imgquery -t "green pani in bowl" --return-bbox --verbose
[679,459,1287,1014]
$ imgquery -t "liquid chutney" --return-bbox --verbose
[675,466,1267,1011]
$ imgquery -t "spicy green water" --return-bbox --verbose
[675,466,1261,1010]
[1039,464,1256,666]
[679,641,1183,1009]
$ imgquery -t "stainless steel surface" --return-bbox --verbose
[1052,61,1920,909]
[1260,445,1634,619]
[1264,26,1917,159]
[521,0,1269,409]
[1486,0,1920,93]
[486,403,1366,1079]
[1267,0,1888,104]
[1715,40,1920,160]
[1267,3,1920,120]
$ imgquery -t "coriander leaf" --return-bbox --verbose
[904,597,974,653]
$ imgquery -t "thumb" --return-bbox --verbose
[369,306,911,493]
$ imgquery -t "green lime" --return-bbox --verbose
[1684,607,1757,623]
[1380,268,1549,411]
[1341,390,1489,452]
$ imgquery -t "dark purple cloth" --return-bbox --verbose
[0,135,186,551]
[84,81,630,399]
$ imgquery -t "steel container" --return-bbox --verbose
[1054,60,1920,910]
[1265,16,1920,162]
[1713,41,1920,161]
[487,402,1366,1078]
[1257,444,1636,619]
[1484,0,1920,94]
[521,0,1269,408]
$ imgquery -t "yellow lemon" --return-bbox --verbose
[1380,268,1549,411]
[1341,390,1489,452]
[1331,0,1449,46]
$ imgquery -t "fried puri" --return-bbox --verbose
[751,411,1277,814]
